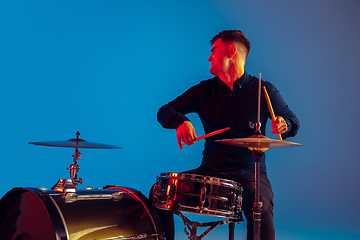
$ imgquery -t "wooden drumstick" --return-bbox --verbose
[263,86,283,141]
[181,127,230,146]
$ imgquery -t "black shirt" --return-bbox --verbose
[157,71,299,176]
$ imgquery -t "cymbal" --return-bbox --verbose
[29,138,121,149]
[215,135,303,152]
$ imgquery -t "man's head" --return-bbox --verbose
[210,30,250,57]
[208,30,250,81]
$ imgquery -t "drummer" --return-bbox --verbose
[157,30,300,240]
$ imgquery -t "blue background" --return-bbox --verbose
[1,1,359,239]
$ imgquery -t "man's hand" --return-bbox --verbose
[271,116,288,135]
[176,121,197,150]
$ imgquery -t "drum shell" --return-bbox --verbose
[153,173,243,219]
[0,186,166,240]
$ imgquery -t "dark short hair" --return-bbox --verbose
[210,30,251,56]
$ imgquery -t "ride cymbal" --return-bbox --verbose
[215,135,303,152]
[29,131,121,149]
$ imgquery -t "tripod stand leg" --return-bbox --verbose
[190,225,198,240]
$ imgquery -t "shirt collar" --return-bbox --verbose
[235,71,250,89]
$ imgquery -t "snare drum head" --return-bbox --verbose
[0,186,167,240]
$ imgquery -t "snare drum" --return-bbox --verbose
[153,172,243,219]
[0,186,166,240]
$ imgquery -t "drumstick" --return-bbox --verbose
[257,73,261,131]
[181,127,230,146]
[263,86,283,141]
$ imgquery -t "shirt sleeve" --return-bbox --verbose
[157,83,201,129]
[265,81,300,139]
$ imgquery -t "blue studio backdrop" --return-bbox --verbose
[1,1,359,239]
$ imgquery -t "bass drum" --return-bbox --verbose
[0,186,168,240]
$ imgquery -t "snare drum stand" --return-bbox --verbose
[175,211,242,240]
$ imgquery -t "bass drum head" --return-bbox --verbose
[0,186,168,240]
[0,188,57,240]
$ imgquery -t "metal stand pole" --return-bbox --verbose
[253,151,264,240]
[229,222,235,240]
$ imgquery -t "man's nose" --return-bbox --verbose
[208,56,212,61]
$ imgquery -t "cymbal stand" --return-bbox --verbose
[67,147,83,186]
[176,211,241,240]
[67,132,83,187]
[51,132,83,193]
[252,150,264,240]
[253,73,263,240]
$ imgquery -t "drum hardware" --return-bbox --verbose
[175,211,242,240]
[61,190,124,203]
[229,191,240,213]
[52,178,77,193]
[199,186,206,211]
[68,147,82,185]
[199,177,207,212]
[167,183,176,200]
[28,131,121,192]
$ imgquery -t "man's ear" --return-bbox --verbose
[229,45,237,58]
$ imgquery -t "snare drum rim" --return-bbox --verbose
[158,172,242,190]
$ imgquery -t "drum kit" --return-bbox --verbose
[0,76,303,240]
[0,130,302,240]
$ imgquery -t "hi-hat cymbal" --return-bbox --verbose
[215,135,303,152]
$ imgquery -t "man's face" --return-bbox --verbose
[208,38,229,76]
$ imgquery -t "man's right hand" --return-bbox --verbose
[176,121,197,150]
